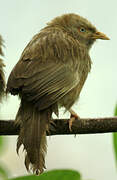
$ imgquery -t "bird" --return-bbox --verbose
[6,13,109,174]
[0,35,5,102]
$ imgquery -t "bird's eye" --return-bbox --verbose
[80,28,86,32]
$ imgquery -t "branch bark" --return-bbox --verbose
[0,117,117,136]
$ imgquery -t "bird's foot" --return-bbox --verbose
[69,109,80,131]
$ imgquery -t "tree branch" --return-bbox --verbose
[0,117,117,136]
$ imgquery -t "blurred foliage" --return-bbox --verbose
[0,164,9,180]
[8,169,86,180]
[0,136,4,154]
[0,136,9,180]
[113,104,117,168]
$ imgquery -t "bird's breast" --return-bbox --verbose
[59,55,91,110]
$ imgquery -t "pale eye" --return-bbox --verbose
[80,28,86,32]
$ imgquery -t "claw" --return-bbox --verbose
[69,109,80,131]
[69,117,75,131]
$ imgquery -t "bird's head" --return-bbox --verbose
[48,13,109,49]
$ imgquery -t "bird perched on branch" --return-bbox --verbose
[0,35,5,102]
[6,13,109,174]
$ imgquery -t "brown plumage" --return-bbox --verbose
[0,35,5,102]
[6,13,109,174]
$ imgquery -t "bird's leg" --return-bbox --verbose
[69,109,80,131]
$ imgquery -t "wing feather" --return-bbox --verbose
[7,30,80,110]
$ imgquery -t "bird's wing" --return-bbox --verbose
[7,31,79,110]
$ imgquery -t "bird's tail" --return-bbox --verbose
[16,99,52,174]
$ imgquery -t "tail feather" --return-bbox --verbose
[16,100,52,174]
